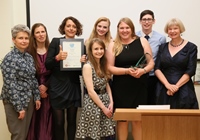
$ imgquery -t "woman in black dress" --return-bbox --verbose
[106,17,154,140]
[45,16,86,140]
[155,18,199,109]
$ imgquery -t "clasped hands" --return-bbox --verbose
[165,83,179,96]
[39,84,48,98]
[126,67,145,78]
[102,102,113,118]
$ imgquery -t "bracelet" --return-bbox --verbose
[143,68,147,74]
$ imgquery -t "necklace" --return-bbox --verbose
[123,44,129,49]
[170,39,184,47]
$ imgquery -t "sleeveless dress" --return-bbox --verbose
[155,42,199,109]
[112,38,148,108]
[76,62,115,140]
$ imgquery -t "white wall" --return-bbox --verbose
[29,0,200,58]
[0,0,27,139]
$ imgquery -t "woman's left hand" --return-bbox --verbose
[39,84,47,93]
[102,106,113,118]
[40,92,48,98]
[80,54,87,63]
[39,85,48,98]
[166,84,179,96]
[108,102,113,113]
[18,110,25,120]
[35,100,41,110]
[135,68,145,78]
[129,67,144,78]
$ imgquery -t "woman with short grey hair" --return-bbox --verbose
[0,24,41,140]
[11,24,30,38]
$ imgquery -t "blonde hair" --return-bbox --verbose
[164,18,185,34]
[86,17,112,49]
[113,17,138,56]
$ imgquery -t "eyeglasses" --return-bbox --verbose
[141,18,154,22]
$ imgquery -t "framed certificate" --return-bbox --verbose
[60,38,84,71]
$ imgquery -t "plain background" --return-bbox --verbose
[28,0,200,58]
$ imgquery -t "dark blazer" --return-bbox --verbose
[45,37,81,83]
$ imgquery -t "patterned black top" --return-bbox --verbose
[83,61,107,94]
[0,47,40,112]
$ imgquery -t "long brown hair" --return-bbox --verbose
[87,38,111,80]
[27,23,50,73]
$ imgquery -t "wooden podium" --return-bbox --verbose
[113,109,200,140]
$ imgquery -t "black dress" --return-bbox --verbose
[45,37,81,109]
[155,42,199,109]
[112,38,148,109]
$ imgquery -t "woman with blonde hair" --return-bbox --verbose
[85,17,115,140]
[106,17,154,140]
[85,17,113,51]
[155,18,199,109]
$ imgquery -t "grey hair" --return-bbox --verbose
[11,24,30,38]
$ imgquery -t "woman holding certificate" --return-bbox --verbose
[106,17,154,140]
[45,16,85,140]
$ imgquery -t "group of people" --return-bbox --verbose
[0,9,199,140]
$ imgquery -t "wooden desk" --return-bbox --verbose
[114,109,200,140]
